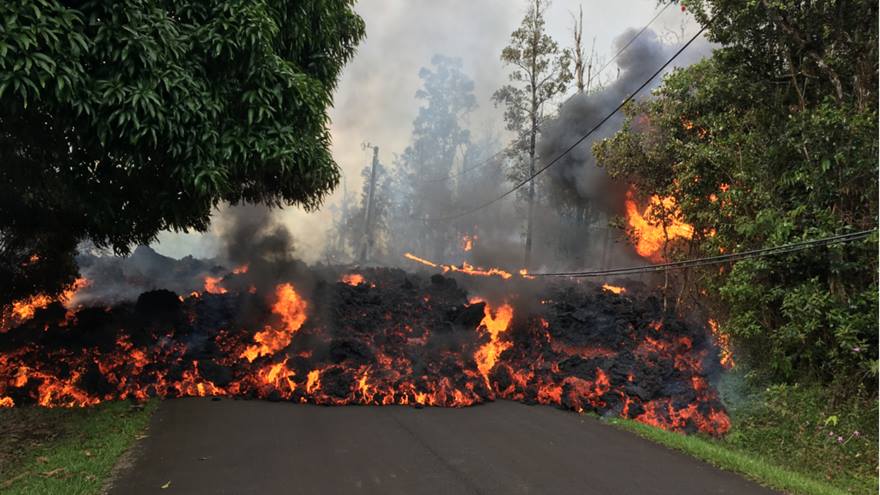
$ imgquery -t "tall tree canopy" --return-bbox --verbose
[0,0,365,304]
[595,0,877,392]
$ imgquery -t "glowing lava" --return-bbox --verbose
[341,274,365,286]
[472,300,514,387]
[240,283,308,362]
[602,284,626,294]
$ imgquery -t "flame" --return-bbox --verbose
[403,253,516,280]
[518,269,536,280]
[1,278,89,332]
[708,319,735,369]
[306,369,321,394]
[624,188,694,262]
[461,235,476,252]
[204,276,228,294]
[601,284,626,294]
[404,252,438,268]
[341,274,365,286]
[473,301,514,387]
[232,264,249,274]
[240,283,308,362]
[0,272,731,436]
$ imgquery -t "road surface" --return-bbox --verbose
[109,398,777,494]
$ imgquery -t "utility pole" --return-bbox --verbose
[359,144,379,264]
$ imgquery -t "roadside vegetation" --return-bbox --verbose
[594,1,877,493]
[0,400,157,494]
[611,376,877,495]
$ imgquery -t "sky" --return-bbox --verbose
[153,0,699,262]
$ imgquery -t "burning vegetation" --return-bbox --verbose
[0,263,731,436]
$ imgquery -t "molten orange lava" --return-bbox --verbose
[204,276,228,294]
[602,284,626,294]
[1,277,89,332]
[473,301,514,387]
[624,188,694,262]
[240,283,308,362]
[341,274,365,286]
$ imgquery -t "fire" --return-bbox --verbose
[404,252,438,268]
[233,264,249,274]
[306,369,321,394]
[708,319,735,369]
[1,277,89,332]
[0,268,731,436]
[403,253,516,280]
[240,283,308,362]
[341,273,365,286]
[204,275,228,294]
[624,188,694,262]
[472,300,514,387]
[602,284,626,294]
[461,235,476,252]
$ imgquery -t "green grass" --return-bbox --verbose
[0,400,158,495]
[610,417,851,495]
[607,378,878,495]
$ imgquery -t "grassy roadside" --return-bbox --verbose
[0,400,158,495]
[609,418,849,495]
[607,379,878,495]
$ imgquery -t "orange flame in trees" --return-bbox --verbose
[708,319,735,369]
[624,188,694,262]
[472,300,514,387]
[461,235,477,252]
[240,283,308,362]
[341,274,365,286]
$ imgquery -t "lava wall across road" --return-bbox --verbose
[0,268,730,435]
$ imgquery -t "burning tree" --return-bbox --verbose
[0,1,365,306]
[594,0,878,393]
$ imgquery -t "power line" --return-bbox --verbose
[420,3,675,185]
[427,20,710,222]
[527,229,877,278]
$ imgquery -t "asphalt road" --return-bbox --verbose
[109,398,777,495]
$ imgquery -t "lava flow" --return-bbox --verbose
[0,267,731,436]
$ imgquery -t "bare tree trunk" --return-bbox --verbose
[572,5,585,93]
[525,79,537,269]
[524,0,540,269]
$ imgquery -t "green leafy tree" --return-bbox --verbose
[0,0,365,304]
[494,0,571,267]
[595,0,878,392]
